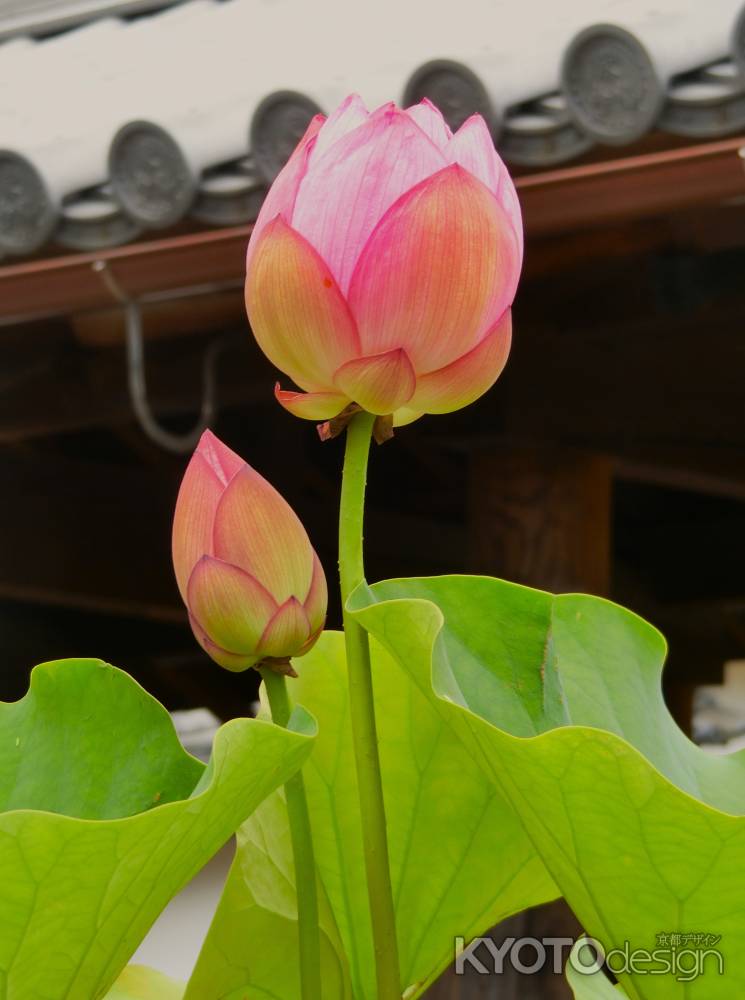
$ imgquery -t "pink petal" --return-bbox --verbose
[258,597,311,658]
[496,171,524,261]
[348,164,518,372]
[246,217,361,391]
[213,466,314,603]
[189,613,260,673]
[405,98,452,149]
[297,623,324,657]
[246,114,324,273]
[172,432,244,602]
[446,115,500,193]
[274,384,350,421]
[447,115,523,258]
[410,309,512,414]
[313,93,370,158]
[302,552,328,635]
[187,555,278,655]
[196,429,245,486]
[333,348,416,415]
[291,104,447,293]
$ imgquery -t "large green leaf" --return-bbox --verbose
[186,631,556,999]
[184,788,353,1000]
[105,966,184,999]
[349,577,745,999]
[0,658,314,1000]
[566,942,626,999]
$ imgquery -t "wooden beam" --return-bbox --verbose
[468,444,612,595]
[70,290,244,347]
[0,227,249,325]
[616,451,745,503]
[0,328,262,442]
[497,301,745,469]
[0,434,465,620]
[1,137,742,324]
[518,136,745,236]
[0,447,185,620]
[460,442,610,1000]
[612,582,741,688]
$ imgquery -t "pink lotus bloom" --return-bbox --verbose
[172,430,327,672]
[245,94,522,427]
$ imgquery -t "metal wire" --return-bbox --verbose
[92,259,224,453]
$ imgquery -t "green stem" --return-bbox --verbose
[339,411,401,1000]
[260,668,322,1000]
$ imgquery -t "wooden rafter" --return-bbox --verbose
[1,136,743,325]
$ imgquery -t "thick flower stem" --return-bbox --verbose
[260,668,322,1000]
[339,410,401,1000]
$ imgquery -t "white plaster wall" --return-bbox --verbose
[132,841,234,983]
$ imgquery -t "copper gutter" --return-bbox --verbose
[518,136,745,235]
[0,225,250,325]
[1,137,743,325]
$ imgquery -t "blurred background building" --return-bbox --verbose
[1,0,745,994]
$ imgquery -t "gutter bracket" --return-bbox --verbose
[92,259,219,453]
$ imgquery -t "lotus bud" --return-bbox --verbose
[172,430,327,673]
[245,94,522,430]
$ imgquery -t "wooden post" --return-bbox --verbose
[428,443,613,999]
[467,446,612,595]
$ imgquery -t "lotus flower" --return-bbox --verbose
[245,94,522,428]
[172,431,327,672]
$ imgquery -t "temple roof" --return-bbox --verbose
[1,0,744,258]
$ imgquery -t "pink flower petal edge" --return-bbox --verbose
[405,98,452,148]
[312,93,370,159]
[172,431,244,601]
[246,217,361,391]
[189,613,260,673]
[290,103,447,293]
[410,309,513,414]
[187,555,278,655]
[333,348,416,415]
[347,164,510,371]
[259,597,312,658]
[446,114,523,258]
[213,465,314,603]
[247,114,324,271]
[275,384,350,421]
